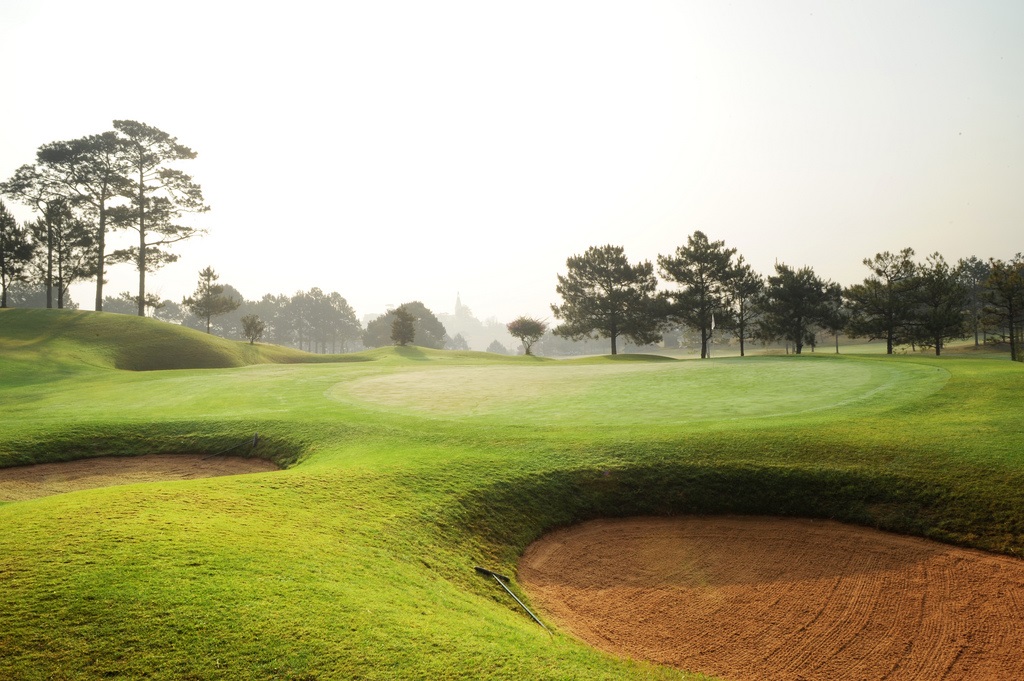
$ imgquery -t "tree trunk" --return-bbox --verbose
[137,227,146,316]
[94,210,106,311]
[46,220,53,308]
[610,334,618,355]
[136,167,146,317]
[1008,301,1018,362]
[56,259,64,309]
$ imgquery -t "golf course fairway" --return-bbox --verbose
[1,308,1022,680]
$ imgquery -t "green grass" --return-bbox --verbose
[1,308,1022,680]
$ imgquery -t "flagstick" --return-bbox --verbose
[709,313,715,360]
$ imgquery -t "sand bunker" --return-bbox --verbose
[0,454,279,501]
[519,516,1024,681]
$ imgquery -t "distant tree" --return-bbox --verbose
[759,263,840,354]
[333,293,360,352]
[101,293,140,315]
[249,293,291,345]
[0,200,37,308]
[820,287,849,354]
[362,313,391,348]
[363,301,447,349]
[153,298,186,324]
[403,301,447,348]
[486,339,508,354]
[506,316,548,355]
[28,199,96,309]
[197,284,247,338]
[307,288,334,351]
[912,253,967,356]
[532,330,608,357]
[447,333,470,351]
[391,305,416,346]
[110,120,208,316]
[958,256,990,346]
[241,314,266,344]
[4,281,75,309]
[551,244,665,355]
[658,231,737,359]
[182,266,240,334]
[115,291,164,315]
[844,248,919,354]
[725,255,764,357]
[984,255,1024,361]
[293,288,362,353]
[1,163,64,307]
[282,290,313,348]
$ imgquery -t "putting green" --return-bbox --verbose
[332,356,950,426]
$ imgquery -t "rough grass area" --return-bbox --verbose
[0,308,1022,680]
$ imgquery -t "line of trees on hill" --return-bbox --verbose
[550,234,1024,360]
[0,122,207,314]
[91,269,464,354]
[129,284,366,353]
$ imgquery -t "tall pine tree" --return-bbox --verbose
[551,244,665,355]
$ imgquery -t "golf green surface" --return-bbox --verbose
[334,358,950,423]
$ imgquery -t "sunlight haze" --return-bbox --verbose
[2,0,1021,325]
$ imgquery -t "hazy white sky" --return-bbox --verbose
[2,0,1022,322]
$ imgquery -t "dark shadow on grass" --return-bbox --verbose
[449,461,1024,577]
[394,346,431,361]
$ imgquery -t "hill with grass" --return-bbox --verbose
[0,308,357,371]
[1,308,1023,679]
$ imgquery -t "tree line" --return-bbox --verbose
[549,233,1024,360]
[4,122,1019,360]
[0,121,206,314]
[93,265,455,354]
[125,276,366,353]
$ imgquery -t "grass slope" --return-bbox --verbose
[0,308,359,371]
[1,309,1022,680]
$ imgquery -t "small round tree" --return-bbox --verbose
[391,305,416,346]
[241,314,265,345]
[182,266,241,334]
[506,316,548,356]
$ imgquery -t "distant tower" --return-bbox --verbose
[455,292,470,320]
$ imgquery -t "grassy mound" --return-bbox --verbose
[0,308,359,371]
[1,310,1022,679]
